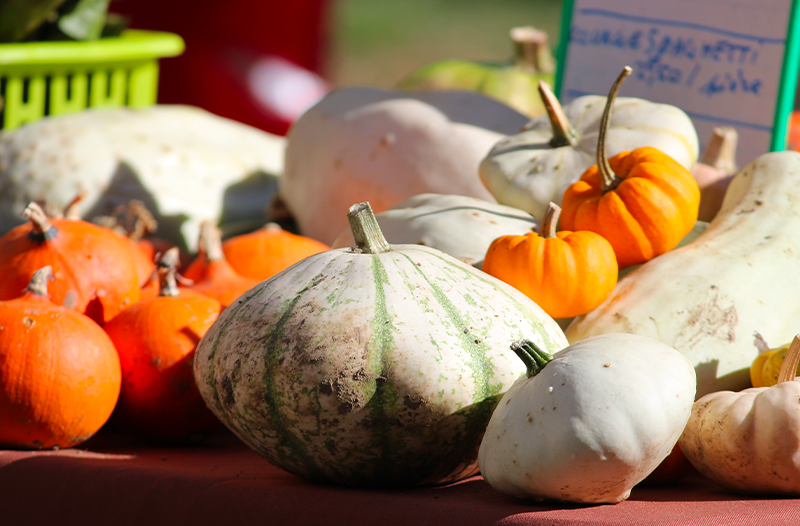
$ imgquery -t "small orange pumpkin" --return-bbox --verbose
[182,222,260,309]
[482,202,618,319]
[221,223,330,281]
[560,67,700,269]
[0,203,142,324]
[0,267,121,449]
[103,248,223,443]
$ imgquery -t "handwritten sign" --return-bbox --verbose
[555,0,800,167]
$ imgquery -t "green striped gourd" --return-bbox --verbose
[194,202,568,488]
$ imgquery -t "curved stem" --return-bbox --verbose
[777,335,800,384]
[510,339,553,378]
[198,221,224,262]
[510,26,555,74]
[63,190,87,220]
[26,266,53,297]
[22,202,58,243]
[597,66,632,193]
[538,80,577,147]
[157,247,181,297]
[539,202,561,238]
[348,202,390,254]
[700,126,738,176]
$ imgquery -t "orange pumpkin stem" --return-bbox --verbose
[539,202,561,238]
[538,80,577,148]
[63,190,87,221]
[21,202,56,242]
[157,247,182,297]
[198,221,225,262]
[777,335,800,384]
[511,27,555,74]
[596,66,632,193]
[94,200,158,242]
[348,202,390,254]
[26,266,53,297]
[700,126,738,176]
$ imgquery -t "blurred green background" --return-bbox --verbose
[327,0,564,88]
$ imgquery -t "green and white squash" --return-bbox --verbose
[194,202,567,488]
[479,80,698,219]
[331,193,539,269]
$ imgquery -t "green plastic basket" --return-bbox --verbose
[0,30,184,131]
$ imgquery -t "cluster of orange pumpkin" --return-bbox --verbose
[0,202,328,449]
[481,67,700,320]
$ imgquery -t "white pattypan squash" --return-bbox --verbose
[279,86,530,245]
[478,333,696,504]
[479,81,698,219]
[331,193,538,268]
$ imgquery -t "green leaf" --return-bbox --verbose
[57,0,110,41]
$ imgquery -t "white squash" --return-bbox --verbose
[279,86,530,245]
[194,202,567,488]
[479,80,698,219]
[478,333,696,504]
[566,151,800,398]
[330,193,538,268]
[0,105,286,252]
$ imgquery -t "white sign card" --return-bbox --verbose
[555,0,800,168]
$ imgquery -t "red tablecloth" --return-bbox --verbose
[1,430,797,526]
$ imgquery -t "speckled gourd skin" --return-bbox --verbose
[194,243,568,487]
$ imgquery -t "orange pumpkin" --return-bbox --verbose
[0,203,142,324]
[560,67,700,270]
[103,248,223,443]
[182,222,260,309]
[221,223,330,281]
[483,202,618,319]
[0,267,121,449]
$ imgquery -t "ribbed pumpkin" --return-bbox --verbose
[483,202,617,319]
[182,222,260,309]
[560,67,700,269]
[221,223,330,281]
[103,248,223,443]
[194,202,568,488]
[0,267,121,449]
[0,203,142,324]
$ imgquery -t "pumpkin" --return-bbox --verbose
[103,248,223,443]
[279,86,529,244]
[478,334,696,503]
[0,266,121,449]
[565,150,800,398]
[479,75,698,222]
[395,26,556,118]
[0,105,286,252]
[331,193,539,268]
[181,222,260,309]
[221,223,330,282]
[482,202,617,319]
[193,202,568,487]
[753,337,800,388]
[559,67,701,270]
[0,202,141,324]
[692,127,738,222]
[680,335,800,495]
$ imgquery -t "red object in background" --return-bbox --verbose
[113,0,331,136]
[789,111,800,151]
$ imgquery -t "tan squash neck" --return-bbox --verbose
[511,26,555,74]
[700,126,738,176]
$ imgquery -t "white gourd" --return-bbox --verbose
[0,105,286,251]
[279,86,530,245]
[478,333,696,504]
[566,151,800,398]
[479,81,698,219]
[331,193,539,268]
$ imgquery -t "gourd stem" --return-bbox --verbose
[597,66,632,193]
[22,202,58,243]
[511,339,553,378]
[700,126,738,176]
[777,335,800,384]
[198,221,224,262]
[539,81,577,148]
[63,190,87,221]
[511,26,555,74]
[348,202,391,254]
[26,266,53,297]
[157,247,182,297]
[539,203,561,238]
